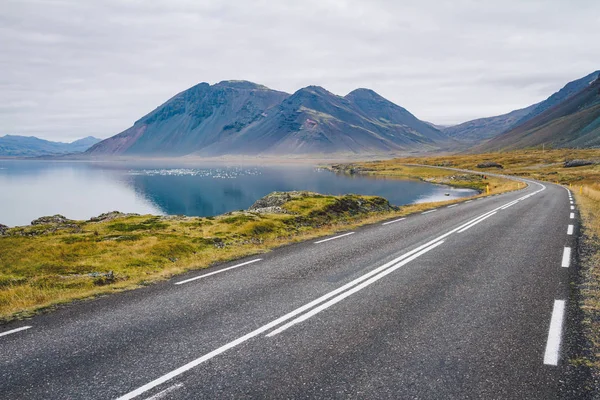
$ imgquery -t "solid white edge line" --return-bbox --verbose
[570,213,575,219]
[561,247,571,268]
[0,326,32,338]
[457,212,497,233]
[567,225,574,235]
[382,218,406,226]
[175,259,262,285]
[544,300,566,366]
[421,209,437,214]
[314,232,355,244]
[266,240,445,337]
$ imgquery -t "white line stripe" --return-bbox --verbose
[0,326,31,338]
[570,213,575,219]
[266,240,445,337]
[382,218,406,226]
[561,247,571,268]
[570,206,574,210]
[544,300,566,366]
[314,232,355,244]
[175,259,262,285]
[143,384,184,400]
[457,212,497,233]
[465,200,472,203]
[421,209,437,214]
[118,236,456,399]
[447,204,458,208]
[500,200,519,210]
[567,225,574,235]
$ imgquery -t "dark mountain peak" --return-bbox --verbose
[213,80,271,91]
[294,85,334,97]
[345,88,384,101]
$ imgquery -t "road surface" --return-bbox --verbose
[0,179,580,399]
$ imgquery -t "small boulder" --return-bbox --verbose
[476,162,503,169]
[564,159,594,168]
[0,224,9,236]
[88,211,140,222]
[250,206,291,214]
[31,214,72,225]
[249,191,311,210]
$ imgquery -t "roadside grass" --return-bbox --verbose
[0,189,508,322]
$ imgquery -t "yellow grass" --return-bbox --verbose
[0,189,496,322]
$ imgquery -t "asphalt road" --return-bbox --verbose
[0,178,580,399]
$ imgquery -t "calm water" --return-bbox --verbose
[0,160,477,227]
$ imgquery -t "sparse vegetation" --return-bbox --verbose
[1,190,496,322]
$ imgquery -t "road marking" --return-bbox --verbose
[544,300,566,366]
[447,204,458,208]
[567,225,574,235]
[465,200,472,203]
[500,200,519,210]
[382,218,406,226]
[118,184,549,400]
[266,240,445,337]
[143,384,184,400]
[570,206,574,210]
[457,212,497,233]
[0,326,31,338]
[570,213,575,219]
[421,209,437,214]
[561,247,571,268]
[175,259,262,285]
[314,232,355,244]
[118,235,454,400]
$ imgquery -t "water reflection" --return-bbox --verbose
[0,160,477,227]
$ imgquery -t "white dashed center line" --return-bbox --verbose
[314,232,355,244]
[561,247,571,268]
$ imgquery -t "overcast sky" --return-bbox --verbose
[2,0,599,142]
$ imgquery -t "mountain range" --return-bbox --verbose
[0,135,101,157]
[443,70,600,148]
[7,71,599,158]
[477,72,600,151]
[86,81,455,157]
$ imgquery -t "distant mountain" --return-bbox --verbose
[444,70,600,144]
[476,74,600,151]
[442,104,538,143]
[0,135,101,157]
[87,81,453,157]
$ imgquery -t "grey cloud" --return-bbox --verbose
[1,0,599,140]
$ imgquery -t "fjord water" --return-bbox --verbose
[0,160,476,227]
